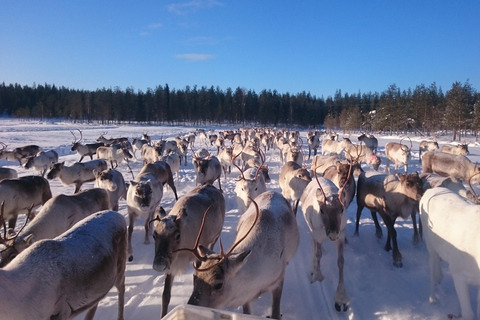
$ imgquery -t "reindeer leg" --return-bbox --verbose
[309,239,324,283]
[83,303,99,320]
[411,209,420,245]
[127,213,135,261]
[452,274,475,320]
[293,199,299,216]
[334,236,349,312]
[144,219,151,245]
[162,274,175,318]
[271,276,285,319]
[383,215,402,267]
[242,302,252,315]
[370,210,383,238]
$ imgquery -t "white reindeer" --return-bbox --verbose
[420,187,480,320]
[186,191,299,319]
[301,176,350,312]
[0,210,127,320]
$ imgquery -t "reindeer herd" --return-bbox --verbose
[0,126,480,319]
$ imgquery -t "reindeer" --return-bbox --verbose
[0,188,110,267]
[355,171,424,267]
[344,142,382,171]
[70,129,104,162]
[0,143,42,166]
[217,146,233,180]
[440,143,469,155]
[323,161,360,210]
[422,151,480,184]
[321,138,352,157]
[94,168,127,211]
[161,152,181,181]
[131,137,150,159]
[285,144,304,167]
[301,170,351,312]
[139,161,178,201]
[96,143,133,169]
[24,150,58,177]
[0,209,127,320]
[234,165,268,214]
[184,191,299,319]
[151,184,225,317]
[420,172,477,206]
[0,175,52,229]
[357,133,378,154]
[47,159,108,193]
[0,167,17,182]
[195,156,222,191]
[126,162,164,261]
[420,187,480,320]
[418,140,439,160]
[307,132,321,159]
[96,132,129,145]
[385,139,412,173]
[141,144,163,164]
[279,161,311,215]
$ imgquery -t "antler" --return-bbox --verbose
[337,162,353,208]
[467,170,480,204]
[70,129,83,144]
[232,152,246,181]
[313,166,327,204]
[399,136,413,151]
[252,149,266,181]
[172,204,214,262]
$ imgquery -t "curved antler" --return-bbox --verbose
[232,152,246,181]
[399,136,413,151]
[171,204,214,262]
[313,166,327,204]
[467,171,480,204]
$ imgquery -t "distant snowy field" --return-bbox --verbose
[1,118,478,320]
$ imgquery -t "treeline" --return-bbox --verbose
[0,81,478,139]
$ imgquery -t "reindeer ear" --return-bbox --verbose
[197,244,214,258]
[93,169,99,177]
[397,173,406,181]
[155,206,167,219]
[229,250,251,273]
[24,234,34,246]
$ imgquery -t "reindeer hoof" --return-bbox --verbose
[335,302,348,312]
[128,255,133,262]
[393,261,403,268]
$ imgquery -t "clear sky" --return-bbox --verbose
[1,1,479,97]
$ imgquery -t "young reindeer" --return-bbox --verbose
[183,191,299,319]
[151,184,225,317]
[300,169,351,312]
[0,209,127,320]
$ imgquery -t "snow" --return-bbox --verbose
[0,119,477,320]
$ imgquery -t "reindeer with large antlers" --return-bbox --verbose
[300,167,352,312]
[183,191,299,319]
[151,184,225,317]
[385,137,412,173]
[70,129,104,162]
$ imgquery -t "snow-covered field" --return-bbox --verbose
[0,119,478,320]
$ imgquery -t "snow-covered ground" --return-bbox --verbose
[0,119,477,320]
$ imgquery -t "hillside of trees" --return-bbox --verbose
[0,81,478,140]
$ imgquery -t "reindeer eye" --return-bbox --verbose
[174,231,180,241]
[213,281,224,291]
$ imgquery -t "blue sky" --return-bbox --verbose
[1,1,479,97]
